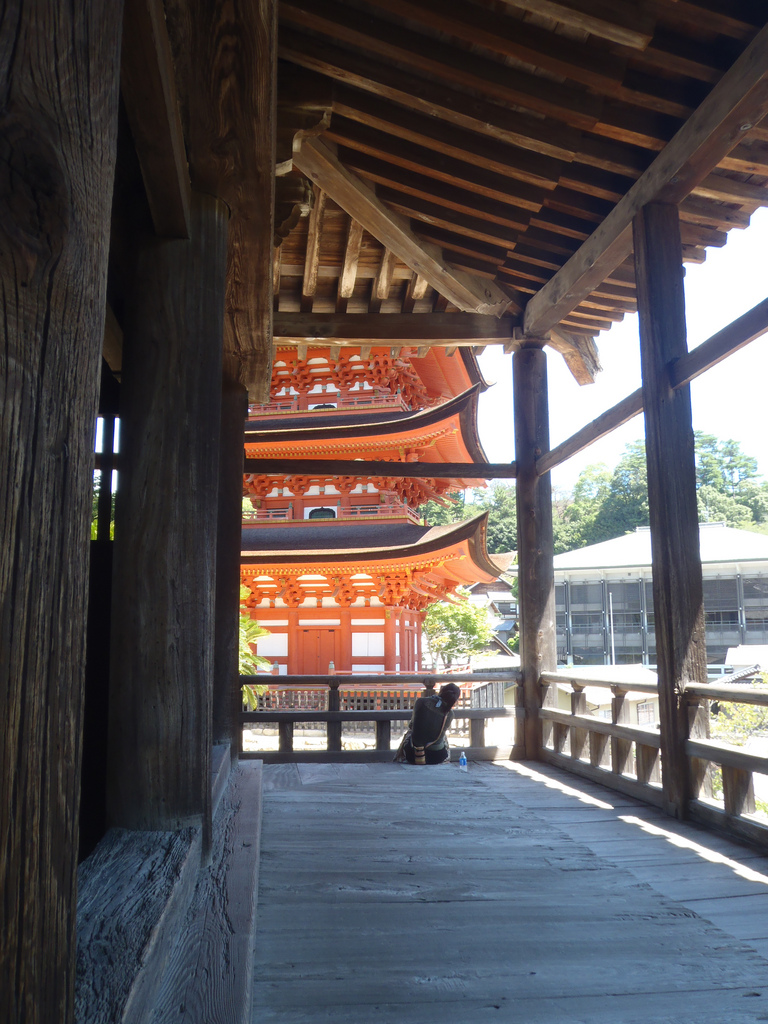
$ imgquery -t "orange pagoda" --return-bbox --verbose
[240,345,501,674]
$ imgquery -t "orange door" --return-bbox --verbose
[299,628,338,674]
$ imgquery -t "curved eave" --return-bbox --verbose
[241,511,500,583]
[245,384,489,465]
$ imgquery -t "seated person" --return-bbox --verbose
[395,683,461,764]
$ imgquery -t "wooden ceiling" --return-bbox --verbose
[274,0,768,383]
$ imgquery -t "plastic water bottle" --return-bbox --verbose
[459,751,468,772]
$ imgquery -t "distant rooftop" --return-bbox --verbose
[553,523,768,572]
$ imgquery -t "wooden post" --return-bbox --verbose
[570,687,588,761]
[634,202,708,819]
[213,379,248,753]
[376,720,392,750]
[108,193,227,834]
[610,687,633,775]
[327,681,342,751]
[0,4,123,1022]
[514,345,557,758]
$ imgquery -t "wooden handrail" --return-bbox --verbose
[539,708,661,747]
[686,737,768,775]
[242,708,514,723]
[540,671,658,696]
[241,671,520,686]
[684,683,768,707]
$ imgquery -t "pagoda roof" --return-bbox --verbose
[244,384,488,469]
[241,512,502,584]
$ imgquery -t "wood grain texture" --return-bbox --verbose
[121,0,191,238]
[108,193,227,831]
[294,138,514,316]
[165,0,277,397]
[634,203,708,820]
[253,760,768,1021]
[513,346,557,759]
[524,20,768,336]
[75,827,201,1024]
[151,761,263,1024]
[0,4,122,1022]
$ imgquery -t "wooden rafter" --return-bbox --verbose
[293,138,515,316]
[524,21,768,337]
[497,0,656,50]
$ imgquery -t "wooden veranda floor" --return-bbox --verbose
[253,760,768,1024]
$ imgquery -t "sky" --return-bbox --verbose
[476,206,768,492]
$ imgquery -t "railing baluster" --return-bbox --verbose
[722,765,756,817]
[611,686,633,776]
[570,686,588,761]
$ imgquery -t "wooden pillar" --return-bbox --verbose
[514,345,557,758]
[108,193,227,833]
[339,607,353,672]
[384,609,397,672]
[213,379,248,753]
[634,202,708,819]
[0,4,123,1021]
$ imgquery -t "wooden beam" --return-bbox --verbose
[524,21,768,336]
[280,0,603,128]
[294,138,514,316]
[547,328,602,385]
[536,388,644,476]
[121,0,192,238]
[273,312,515,344]
[301,185,325,312]
[497,0,656,50]
[337,216,363,302]
[634,202,708,820]
[670,295,768,388]
[244,459,517,479]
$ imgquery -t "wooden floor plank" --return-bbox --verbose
[252,760,768,1023]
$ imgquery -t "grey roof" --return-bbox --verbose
[241,512,503,579]
[245,385,487,463]
[553,523,768,572]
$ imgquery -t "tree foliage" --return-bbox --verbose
[422,595,495,670]
[421,434,768,556]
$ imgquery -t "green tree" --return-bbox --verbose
[418,493,466,526]
[469,482,517,554]
[710,678,768,746]
[422,595,495,670]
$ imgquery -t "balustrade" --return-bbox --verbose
[540,671,768,849]
[240,672,518,761]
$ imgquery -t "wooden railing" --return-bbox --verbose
[539,672,663,805]
[539,671,768,849]
[241,502,421,525]
[240,672,519,763]
[684,682,768,846]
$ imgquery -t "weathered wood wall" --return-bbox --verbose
[0,3,123,1021]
